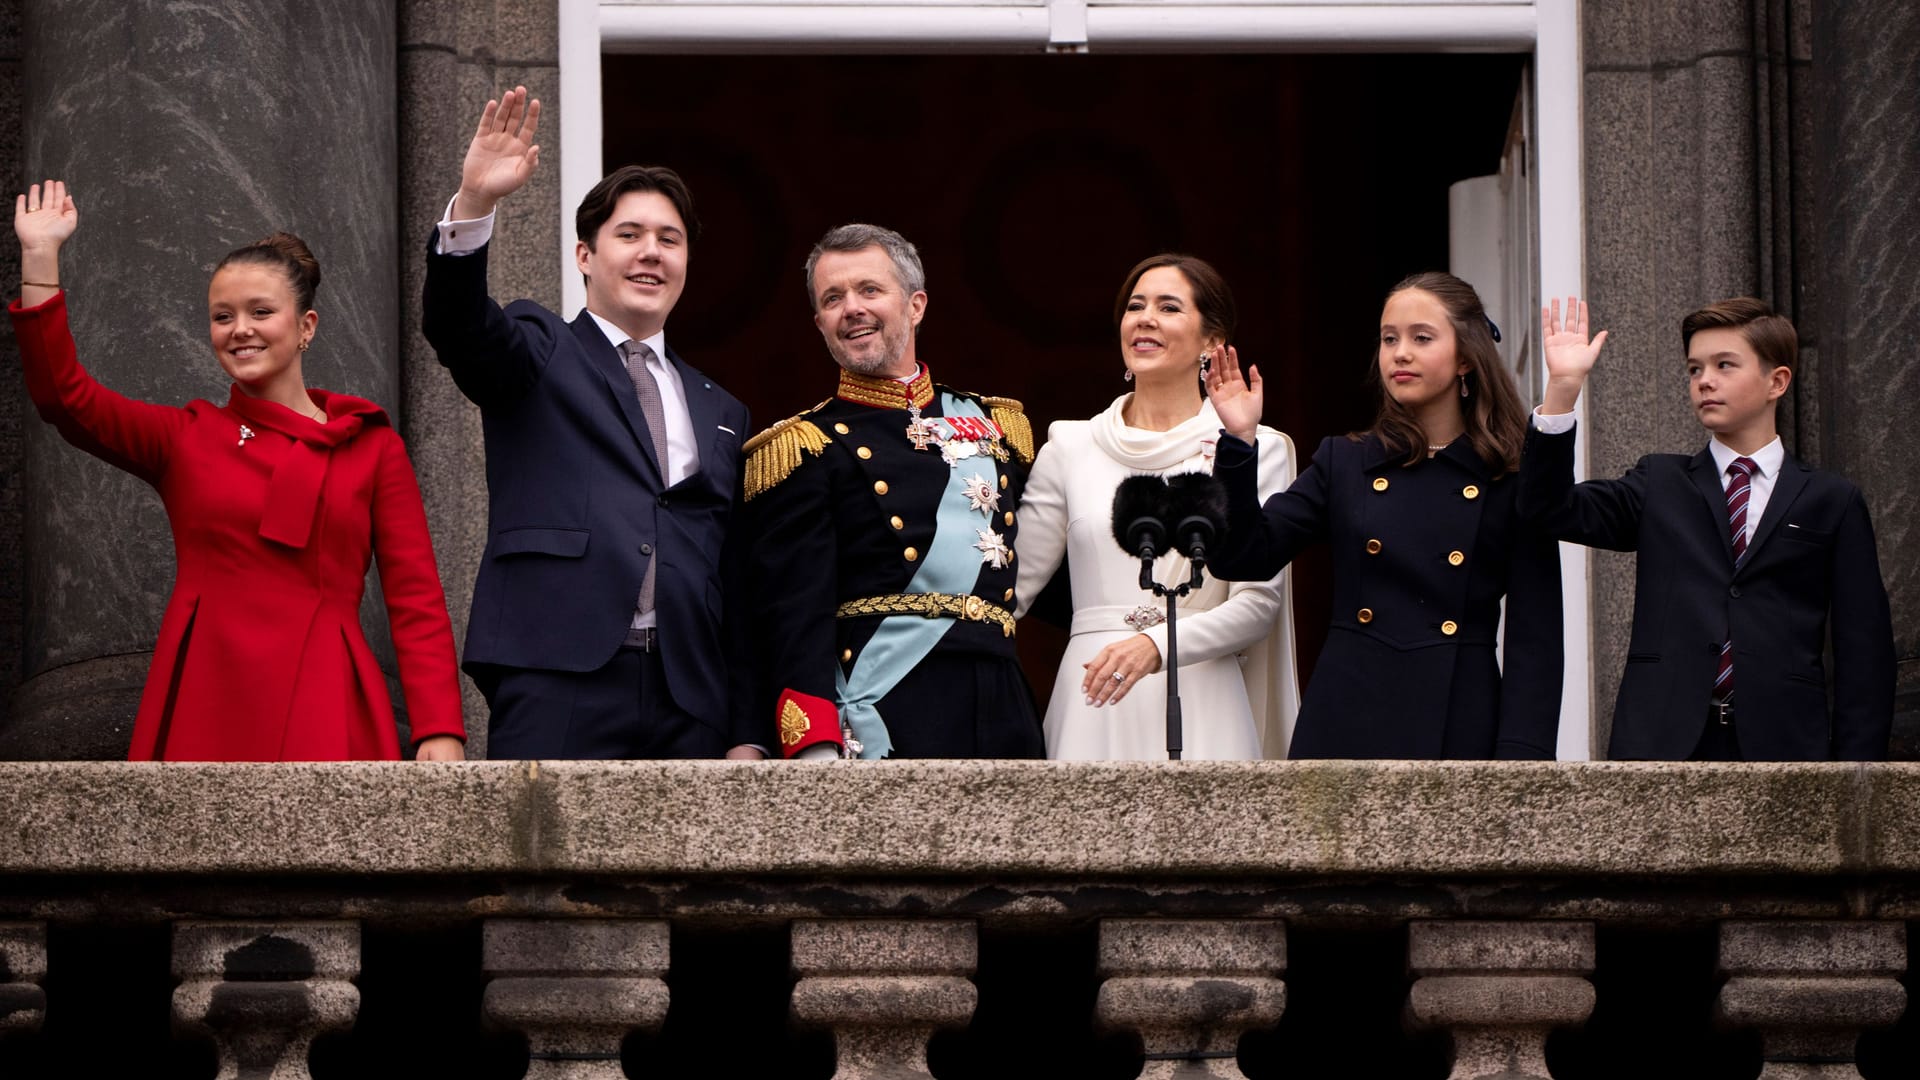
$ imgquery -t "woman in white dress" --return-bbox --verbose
[1015,255,1300,760]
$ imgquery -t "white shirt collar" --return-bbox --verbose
[1709,433,1784,478]
[586,310,667,366]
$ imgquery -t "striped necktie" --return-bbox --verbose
[1712,456,1758,701]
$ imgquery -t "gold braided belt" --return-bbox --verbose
[835,592,1016,638]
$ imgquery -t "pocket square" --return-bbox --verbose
[718,424,737,435]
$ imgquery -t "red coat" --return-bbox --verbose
[10,291,464,760]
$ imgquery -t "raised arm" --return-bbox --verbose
[12,182,189,483]
[16,179,76,309]
[1539,295,1610,416]
[454,87,542,221]
[422,89,559,408]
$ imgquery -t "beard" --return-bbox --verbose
[827,320,912,377]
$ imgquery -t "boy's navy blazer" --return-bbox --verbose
[421,233,754,743]
[1517,424,1893,761]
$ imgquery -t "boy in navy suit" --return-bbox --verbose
[423,87,761,760]
[1519,297,1894,760]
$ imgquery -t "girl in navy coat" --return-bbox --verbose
[1205,272,1563,759]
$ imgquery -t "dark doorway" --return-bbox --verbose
[604,51,1528,710]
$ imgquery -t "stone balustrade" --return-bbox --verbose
[0,760,1916,1076]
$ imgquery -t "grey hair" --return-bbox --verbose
[804,223,927,309]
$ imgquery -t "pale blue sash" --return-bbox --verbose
[836,393,1001,758]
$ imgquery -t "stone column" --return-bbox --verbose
[9,0,399,759]
[1404,921,1596,1080]
[789,919,978,1079]
[1810,0,1920,757]
[0,922,47,1042]
[481,919,669,1079]
[1716,921,1907,1078]
[1095,919,1287,1079]
[172,921,360,1080]
[397,1,564,756]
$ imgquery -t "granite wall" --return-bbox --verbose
[1809,0,1920,754]
[396,0,563,761]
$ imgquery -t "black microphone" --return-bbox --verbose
[1163,472,1228,565]
[1112,475,1172,591]
[1112,475,1172,559]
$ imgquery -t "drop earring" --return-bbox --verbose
[1123,369,1134,383]
[1458,374,1469,398]
[1199,352,1212,378]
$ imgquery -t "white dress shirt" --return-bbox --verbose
[437,197,702,631]
[1532,408,1784,542]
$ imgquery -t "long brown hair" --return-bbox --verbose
[1362,271,1528,473]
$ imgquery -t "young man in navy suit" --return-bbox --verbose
[422,87,763,759]
[1520,297,1894,761]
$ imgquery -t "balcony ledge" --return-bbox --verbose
[3,760,1916,879]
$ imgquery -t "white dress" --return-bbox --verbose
[1014,396,1301,760]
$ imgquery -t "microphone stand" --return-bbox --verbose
[1139,554,1209,761]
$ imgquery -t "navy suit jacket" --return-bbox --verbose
[1517,424,1894,761]
[421,235,757,746]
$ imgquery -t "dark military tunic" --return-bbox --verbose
[744,365,1043,758]
[1211,432,1563,759]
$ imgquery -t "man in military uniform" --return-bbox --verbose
[743,223,1043,759]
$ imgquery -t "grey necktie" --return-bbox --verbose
[621,339,669,615]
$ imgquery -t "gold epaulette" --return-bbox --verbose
[980,395,1034,465]
[744,408,831,501]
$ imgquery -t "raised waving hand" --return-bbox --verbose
[1540,296,1608,415]
[454,86,542,221]
[1203,345,1263,444]
[15,180,78,308]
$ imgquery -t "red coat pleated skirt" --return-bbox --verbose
[12,292,465,760]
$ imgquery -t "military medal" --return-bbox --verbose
[904,404,937,451]
[961,473,1000,515]
[974,528,1011,569]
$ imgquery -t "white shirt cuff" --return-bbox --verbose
[796,743,842,761]
[436,194,494,255]
[1531,406,1577,435]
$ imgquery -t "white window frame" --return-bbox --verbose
[557,0,1594,759]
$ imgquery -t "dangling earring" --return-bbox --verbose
[1199,352,1212,378]
[1458,373,1469,398]
[1123,369,1134,383]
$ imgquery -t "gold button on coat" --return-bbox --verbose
[856,446,873,459]
[833,422,851,435]
[1003,588,1014,601]
[1357,607,1374,623]
[1448,550,1465,566]
[1372,477,1389,492]
[1004,511,1015,526]
[999,475,1009,489]
[873,480,889,495]
[841,648,853,662]
[1462,484,1480,500]
[1441,620,1458,635]
[1365,538,1383,554]
[890,515,904,530]
[904,547,919,562]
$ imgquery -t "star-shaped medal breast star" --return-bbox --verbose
[961,472,1000,515]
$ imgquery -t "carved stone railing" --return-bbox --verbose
[0,761,1916,1076]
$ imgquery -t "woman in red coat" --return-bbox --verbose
[11,180,465,761]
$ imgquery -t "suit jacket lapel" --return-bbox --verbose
[668,347,723,489]
[1743,453,1810,568]
[1687,447,1737,567]
[571,315,663,479]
